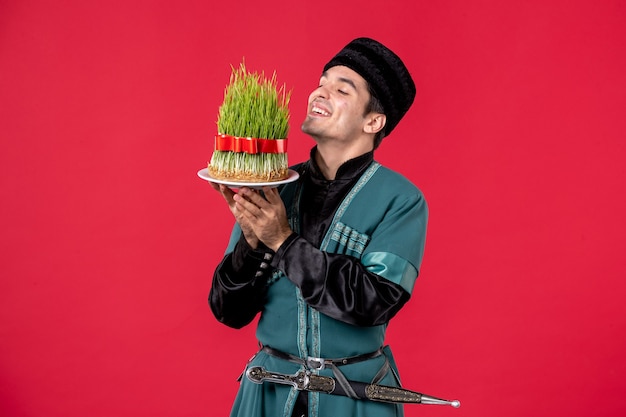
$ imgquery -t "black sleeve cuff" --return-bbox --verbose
[269,232,299,269]
[229,235,276,283]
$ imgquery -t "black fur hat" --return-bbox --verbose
[323,37,416,136]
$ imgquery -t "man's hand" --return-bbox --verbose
[232,186,293,252]
[211,183,260,249]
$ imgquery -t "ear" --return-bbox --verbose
[364,113,386,135]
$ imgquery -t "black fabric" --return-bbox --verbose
[291,391,308,417]
[209,148,409,328]
[208,244,270,329]
[300,150,374,246]
[323,37,416,137]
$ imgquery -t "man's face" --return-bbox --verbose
[301,66,372,145]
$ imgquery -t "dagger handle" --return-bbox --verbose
[246,366,336,393]
[246,366,309,390]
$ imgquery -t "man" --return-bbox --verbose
[209,37,427,417]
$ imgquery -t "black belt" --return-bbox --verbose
[261,345,384,371]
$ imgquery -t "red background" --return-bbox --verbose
[1,1,625,416]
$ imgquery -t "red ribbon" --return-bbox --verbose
[214,134,288,154]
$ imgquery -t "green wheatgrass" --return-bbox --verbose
[209,62,291,181]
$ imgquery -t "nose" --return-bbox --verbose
[312,84,329,100]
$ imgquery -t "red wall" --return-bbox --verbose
[1,1,625,416]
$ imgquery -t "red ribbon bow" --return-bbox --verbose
[214,134,288,154]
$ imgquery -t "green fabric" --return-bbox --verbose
[361,251,418,294]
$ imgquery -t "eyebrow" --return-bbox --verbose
[338,77,357,90]
[321,71,358,90]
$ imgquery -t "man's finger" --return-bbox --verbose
[261,186,281,204]
[216,184,236,205]
[234,193,262,217]
[237,187,268,208]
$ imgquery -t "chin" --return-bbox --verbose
[301,120,317,136]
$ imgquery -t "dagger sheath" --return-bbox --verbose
[246,366,460,408]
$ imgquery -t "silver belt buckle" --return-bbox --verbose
[306,356,326,370]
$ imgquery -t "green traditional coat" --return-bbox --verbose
[225,162,428,417]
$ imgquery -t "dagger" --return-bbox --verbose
[246,366,460,408]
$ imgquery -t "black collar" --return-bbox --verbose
[308,146,374,181]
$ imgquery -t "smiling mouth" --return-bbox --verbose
[311,105,330,116]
